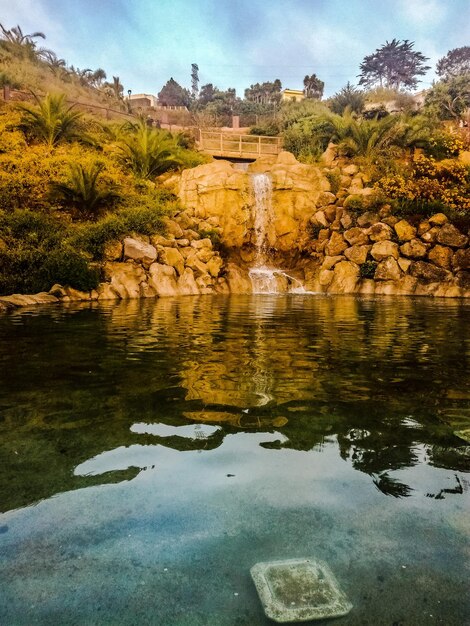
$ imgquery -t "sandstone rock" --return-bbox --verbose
[398,257,412,273]
[96,283,120,300]
[319,269,334,286]
[49,284,67,298]
[428,213,448,226]
[340,212,353,229]
[177,268,200,295]
[325,232,348,256]
[321,255,344,270]
[428,245,453,270]
[196,247,214,263]
[158,247,185,276]
[150,234,176,247]
[375,257,402,281]
[421,227,440,244]
[206,255,223,278]
[394,220,416,241]
[185,253,208,277]
[64,287,91,301]
[368,222,393,242]
[106,263,146,299]
[139,281,157,298]
[344,227,369,246]
[371,240,399,261]
[453,249,470,272]
[418,220,431,235]
[176,238,190,247]
[382,216,399,227]
[344,244,370,265]
[123,237,157,267]
[350,176,363,191]
[436,224,468,248]
[225,263,252,293]
[321,143,338,166]
[328,261,360,293]
[343,164,359,175]
[276,151,298,165]
[148,263,178,296]
[196,274,215,293]
[323,205,337,223]
[356,211,379,227]
[340,175,352,188]
[410,261,450,283]
[191,238,212,249]
[183,229,200,241]
[103,240,123,261]
[165,218,184,238]
[456,271,470,289]
[318,191,336,206]
[313,210,329,228]
[400,239,428,259]
[0,292,58,307]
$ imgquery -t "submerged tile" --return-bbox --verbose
[251,558,352,623]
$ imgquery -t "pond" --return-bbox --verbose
[0,295,469,625]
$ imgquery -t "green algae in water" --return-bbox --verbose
[251,558,353,622]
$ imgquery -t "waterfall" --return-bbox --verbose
[249,173,307,294]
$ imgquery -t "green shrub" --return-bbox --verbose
[198,228,221,249]
[324,170,341,194]
[359,261,377,279]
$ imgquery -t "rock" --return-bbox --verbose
[370,240,399,261]
[328,261,360,293]
[456,271,470,289]
[139,281,156,298]
[148,263,178,296]
[321,255,344,270]
[381,216,399,227]
[398,257,412,273]
[195,247,214,264]
[150,234,176,247]
[0,293,58,307]
[176,238,190,247]
[185,253,209,276]
[323,205,337,223]
[321,143,338,166]
[103,240,123,261]
[344,245,370,265]
[418,220,431,235]
[436,224,468,248]
[206,255,223,278]
[165,218,184,238]
[400,239,428,259]
[344,227,369,246]
[343,164,359,175]
[394,220,416,241]
[325,232,348,256]
[158,247,185,276]
[410,261,450,283]
[421,227,440,244]
[177,268,200,295]
[191,238,212,249]
[356,211,379,227]
[49,284,67,298]
[428,213,448,226]
[123,237,157,267]
[318,191,336,206]
[368,222,393,242]
[276,151,298,165]
[225,263,252,293]
[340,212,353,229]
[453,249,470,272]
[428,245,453,270]
[64,288,90,301]
[183,229,200,241]
[106,262,146,299]
[96,283,120,300]
[375,257,402,281]
[319,269,334,286]
[313,210,329,228]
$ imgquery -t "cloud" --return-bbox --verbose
[397,0,447,28]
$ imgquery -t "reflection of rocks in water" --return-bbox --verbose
[183,410,288,429]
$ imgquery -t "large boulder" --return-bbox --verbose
[410,261,450,283]
[368,222,393,242]
[428,245,453,270]
[123,237,157,267]
[370,240,399,261]
[453,249,470,272]
[436,224,468,248]
[375,257,402,281]
[325,232,348,256]
[344,227,369,246]
[344,245,370,265]
[105,262,146,298]
[394,220,416,242]
[148,263,179,296]
[400,239,428,259]
[327,261,360,293]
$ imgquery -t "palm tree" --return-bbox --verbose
[38,50,67,75]
[115,119,181,179]
[0,23,45,60]
[17,93,84,147]
[50,162,120,220]
[321,109,402,161]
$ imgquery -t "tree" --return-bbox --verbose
[38,50,67,75]
[424,75,470,120]
[358,39,430,90]
[436,46,470,80]
[199,83,216,105]
[50,162,120,220]
[17,93,84,147]
[245,79,282,105]
[303,73,324,100]
[329,82,365,115]
[115,119,181,179]
[158,78,191,107]
[0,23,45,60]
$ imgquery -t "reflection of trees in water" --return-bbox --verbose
[0,295,469,511]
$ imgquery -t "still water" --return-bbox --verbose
[0,295,469,625]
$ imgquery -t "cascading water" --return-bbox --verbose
[249,173,307,294]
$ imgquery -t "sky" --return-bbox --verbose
[1,0,469,98]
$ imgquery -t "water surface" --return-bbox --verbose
[0,295,469,625]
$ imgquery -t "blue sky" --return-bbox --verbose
[1,0,469,97]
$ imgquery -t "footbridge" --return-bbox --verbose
[198,130,282,160]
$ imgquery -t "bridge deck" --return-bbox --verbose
[198,130,282,159]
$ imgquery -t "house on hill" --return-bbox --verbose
[282,88,305,102]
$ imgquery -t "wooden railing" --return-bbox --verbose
[199,130,282,159]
